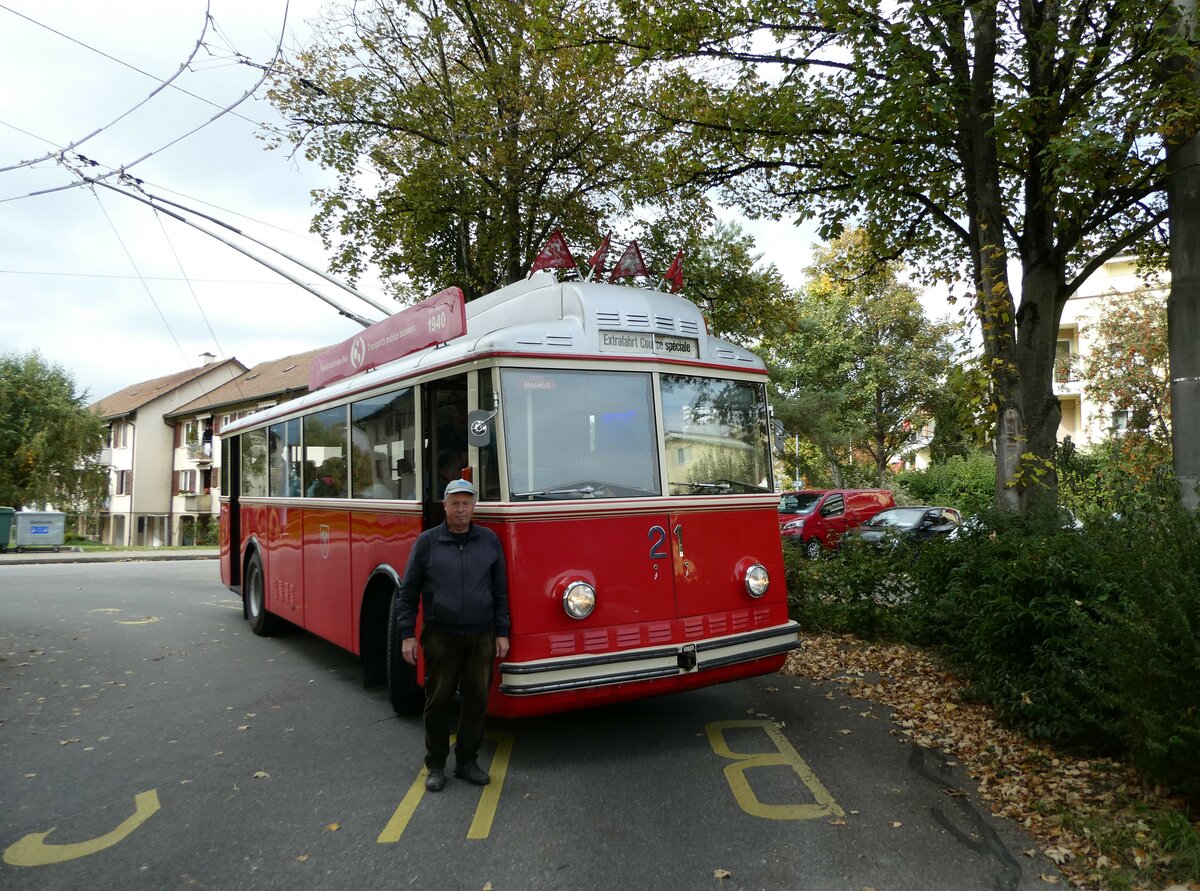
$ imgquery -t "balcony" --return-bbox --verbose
[186,441,213,464]
[184,494,212,512]
[98,447,112,466]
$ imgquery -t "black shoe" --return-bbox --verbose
[425,767,446,792]
[453,762,490,786]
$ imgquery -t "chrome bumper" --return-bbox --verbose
[497,621,801,696]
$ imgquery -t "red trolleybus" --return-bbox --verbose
[219,273,799,718]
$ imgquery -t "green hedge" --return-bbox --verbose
[785,485,1200,801]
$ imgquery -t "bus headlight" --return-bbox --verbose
[744,564,769,598]
[562,581,597,619]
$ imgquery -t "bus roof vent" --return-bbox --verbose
[545,335,573,347]
[679,319,700,337]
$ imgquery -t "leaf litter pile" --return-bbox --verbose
[782,634,1199,891]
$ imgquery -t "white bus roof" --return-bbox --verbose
[225,274,766,433]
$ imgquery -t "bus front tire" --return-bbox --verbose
[386,594,425,716]
[245,552,278,636]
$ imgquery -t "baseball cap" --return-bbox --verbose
[444,478,477,497]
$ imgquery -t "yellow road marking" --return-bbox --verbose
[3,789,161,867]
[706,720,844,820]
[115,617,161,626]
[377,730,515,843]
[467,731,513,840]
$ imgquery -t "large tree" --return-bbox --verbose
[764,231,959,486]
[0,351,107,512]
[599,0,1200,512]
[268,0,693,301]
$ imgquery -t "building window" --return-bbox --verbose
[1054,340,1074,383]
[110,422,129,448]
[1110,409,1131,435]
[116,470,132,495]
[177,470,197,494]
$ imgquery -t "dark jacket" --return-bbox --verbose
[395,521,510,639]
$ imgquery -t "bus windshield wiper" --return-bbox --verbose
[512,485,597,499]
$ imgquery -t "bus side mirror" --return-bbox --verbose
[468,409,496,447]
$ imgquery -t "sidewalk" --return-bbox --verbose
[0,547,219,566]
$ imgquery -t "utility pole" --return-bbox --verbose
[1169,0,1200,511]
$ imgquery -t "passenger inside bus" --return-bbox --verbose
[307,457,344,497]
[436,450,468,498]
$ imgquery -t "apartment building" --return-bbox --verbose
[1055,257,1168,447]
[91,357,247,546]
[163,348,322,544]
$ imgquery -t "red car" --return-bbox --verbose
[778,489,895,558]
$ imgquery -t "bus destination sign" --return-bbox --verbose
[309,287,467,390]
[598,331,699,359]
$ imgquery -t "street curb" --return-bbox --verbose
[0,552,218,566]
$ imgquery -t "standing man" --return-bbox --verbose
[396,477,510,792]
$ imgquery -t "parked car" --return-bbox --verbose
[846,506,962,548]
[948,506,1085,540]
[778,489,895,558]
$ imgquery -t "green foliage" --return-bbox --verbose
[764,230,961,487]
[1057,434,1176,522]
[1082,290,1171,444]
[609,0,1196,511]
[895,451,997,517]
[0,351,107,511]
[786,489,1200,802]
[269,0,692,300]
[784,538,912,640]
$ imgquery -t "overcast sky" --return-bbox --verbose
[0,0,821,403]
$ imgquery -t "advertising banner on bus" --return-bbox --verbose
[308,286,467,390]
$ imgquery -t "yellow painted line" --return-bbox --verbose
[3,789,161,867]
[467,730,514,840]
[115,617,161,626]
[376,771,428,843]
[377,730,515,843]
[706,720,844,820]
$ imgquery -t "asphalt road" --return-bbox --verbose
[0,561,1062,890]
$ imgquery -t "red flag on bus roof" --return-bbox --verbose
[663,249,684,293]
[529,230,578,276]
[609,240,648,282]
[587,232,611,280]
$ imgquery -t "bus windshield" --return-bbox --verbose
[500,368,770,500]
[662,374,771,495]
[502,369,660,499]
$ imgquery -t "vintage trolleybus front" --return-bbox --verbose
[219,272,799,718]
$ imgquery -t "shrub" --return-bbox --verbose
[785,474,1200,800]
[895,451,995,515]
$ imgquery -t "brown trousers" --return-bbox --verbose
[419,627,495,769]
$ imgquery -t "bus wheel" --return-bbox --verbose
[245,552,278,636]
[805,538,824,560]
[386,594,425,716]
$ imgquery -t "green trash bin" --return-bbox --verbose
[0,507,14,552]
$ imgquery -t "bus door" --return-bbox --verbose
[266,420,304,628]
[421,373,469,530]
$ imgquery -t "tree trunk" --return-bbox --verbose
[1168,0,1200,511]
